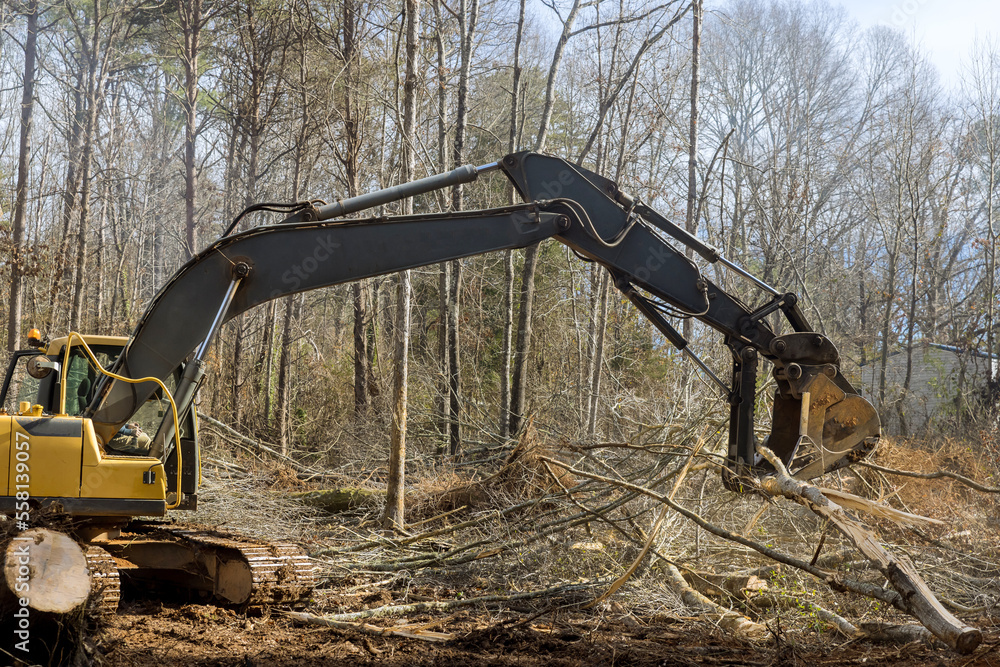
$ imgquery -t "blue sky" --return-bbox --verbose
[835,0,998,89]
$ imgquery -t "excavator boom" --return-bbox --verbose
[82,151,878,485]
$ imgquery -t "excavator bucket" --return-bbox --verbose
[760,334,881,480]
[767,373,880,479]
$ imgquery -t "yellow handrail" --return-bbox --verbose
[59,333,184,510]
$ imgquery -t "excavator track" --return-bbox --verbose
[94,523,316,607]
[165,527,318,606]
[84,545,122,614]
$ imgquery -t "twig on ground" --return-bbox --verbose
[585,436,708,609]
[538,455,905,608]
[287,580,610,625]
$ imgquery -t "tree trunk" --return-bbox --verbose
[437,262,450,451]
[4,529,90,614]
[509,244,539,435]
[500,250,515,438]
[447,261,461,454]
[353,283,370,416]
[6,0,38,352]
[180,0,202,258]
[385,270,411,531]
[758,448,982,654]
[69,134,95,333]
[587,271,610,436]
[69,21,103,334]
[384,0,420,532]
[683,0,702,342]
[337,0,371,419]
[499,0,525,439]
[259,301,277,425]
[443,0,478,456]
[275,23,312,453]
[232,316,244,427]
[508,0,581,434]
[275,295,296,455]
[432,0,450,451]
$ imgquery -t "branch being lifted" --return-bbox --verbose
[756,447,982,654]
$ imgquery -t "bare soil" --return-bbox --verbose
[94,597,1000,666]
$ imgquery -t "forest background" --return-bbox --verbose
[1,0,999,495]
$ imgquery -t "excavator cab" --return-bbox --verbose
[0,333,203,519]
[1,338,122,417]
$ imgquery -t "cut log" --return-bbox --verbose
[757,447,982,654]
[680,569,769,600]
[291,488,384,513]
[4,528,90,613]
[861,622,938,646]
[1,529,97,665]
[662,562,769,640]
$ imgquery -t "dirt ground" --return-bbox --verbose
[90,435,1000,667]
[93,597,1000,666]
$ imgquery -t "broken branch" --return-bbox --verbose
[756,447,981,654]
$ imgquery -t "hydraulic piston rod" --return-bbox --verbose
[282,162,499,223]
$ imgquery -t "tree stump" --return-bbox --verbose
[4,528,91,613]
[1,528,93,664]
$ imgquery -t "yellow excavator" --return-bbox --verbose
[0,152,880,610]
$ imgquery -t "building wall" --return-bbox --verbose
[858,345,995,435]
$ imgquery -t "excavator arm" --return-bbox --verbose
[84,151,879,486]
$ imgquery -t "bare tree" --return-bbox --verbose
[499,0,526,439]
[509,0,585,435]
[683,0,701,341]
[66,0,136,332]
[964,39,1000,375]
[174,0,210,258]
[384,0,420,532]
[6,0,39,351]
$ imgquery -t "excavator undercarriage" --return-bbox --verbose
[91,524,316,608]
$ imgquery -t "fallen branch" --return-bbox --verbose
[538,456,905,608]
[749,595,859,638]
[858,461,1000,494]
[359,491,638,571]
[662,562,769,640]
[284,614,453,642]
[816,488,945,529]
[860,622,937,646]
[584,437,708,609]
[318,480,612,557]
[680,569,768,601]
[757,447,981,654]
[286,580,609,625]
[198,413,311,472]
